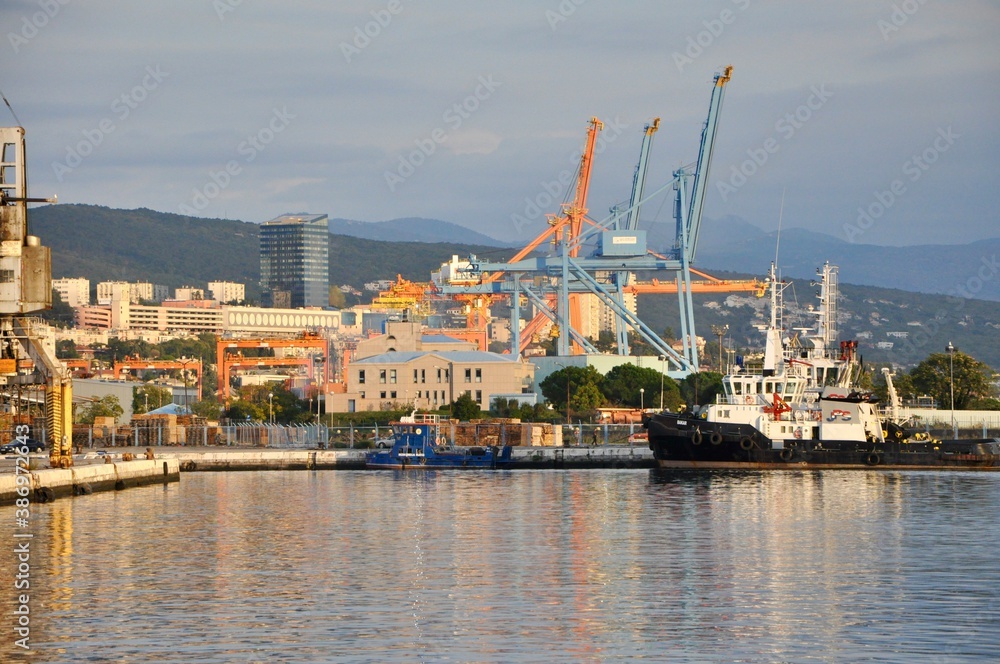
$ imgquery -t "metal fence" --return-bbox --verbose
[15,418,997,452]
[55,423,331,449]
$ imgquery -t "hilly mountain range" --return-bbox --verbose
[326,212,1000,302]
[329,217,516,248]
[28,204,1000,368]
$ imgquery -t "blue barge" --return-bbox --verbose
[365,413,513,470]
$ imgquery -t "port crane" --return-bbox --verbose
[216,332,329,400]
[113,357,204,400]
[0,126,73,466]
[439,67,735,373]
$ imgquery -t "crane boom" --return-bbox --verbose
[684,65,732,262]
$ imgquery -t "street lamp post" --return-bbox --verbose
[711,324,729,372]
[640,387,645,412]
[268,392,274,424]
[946,341,956,438]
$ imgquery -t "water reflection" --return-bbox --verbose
[0,470,997,662]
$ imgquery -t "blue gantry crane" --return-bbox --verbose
[439,66,734,375]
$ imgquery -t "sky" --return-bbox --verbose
[3,1,999,248]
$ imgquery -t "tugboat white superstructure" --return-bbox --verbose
[643,263,999,470]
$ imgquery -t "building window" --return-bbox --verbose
[421,369,426,383]
[379,369,386,384]
[380,391,386,399]
[475,368,482,383]
[389,369,397,384]
[358,370,366,385]
[413,369,419,382]
[475,390,482,404]
[464,368,472,383]
[390,391,397,399]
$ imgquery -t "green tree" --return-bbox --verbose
[192,399,224,420]
[56,339,80,359]
[593,330,617,353]
[910,351,995,410]
[678,372,724,409]
[76,395,124,424]
[132,385,172,414]
[539,366,604,415]
[490,397,517,417]
[329,285,347,308]
[451,393,481,421]
[39,289,75,328]
[570,382,605,419]
[601,364,679,410]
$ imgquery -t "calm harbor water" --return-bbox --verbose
[2,469,999,663]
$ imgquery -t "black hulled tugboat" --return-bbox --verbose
[643,263,999,470]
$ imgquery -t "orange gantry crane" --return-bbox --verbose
[369,275,433,318]
[113,357,204,400]
[456,118,605,351]
[624,268,767,296]
[216,332,328,400]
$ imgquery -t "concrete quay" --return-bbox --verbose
[0,458,180,506]
[145,445,655,471]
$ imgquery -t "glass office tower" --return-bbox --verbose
[259,214,329,308]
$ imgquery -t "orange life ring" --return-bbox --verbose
[744,396,753,405]
[794,428,803,439]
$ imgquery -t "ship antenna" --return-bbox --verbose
[0,89,22,126]
[774,187,785,268]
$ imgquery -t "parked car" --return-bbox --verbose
[0,438,46,454]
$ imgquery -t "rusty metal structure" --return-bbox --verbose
[0,125,74,467]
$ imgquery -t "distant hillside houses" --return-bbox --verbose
[364,280,394,292]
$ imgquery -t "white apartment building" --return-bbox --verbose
[208,281,245,303]
[52,277,90,307]
[174,286,205,301]
[96,281,164,304]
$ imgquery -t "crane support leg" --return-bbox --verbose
[46,380,73,467]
